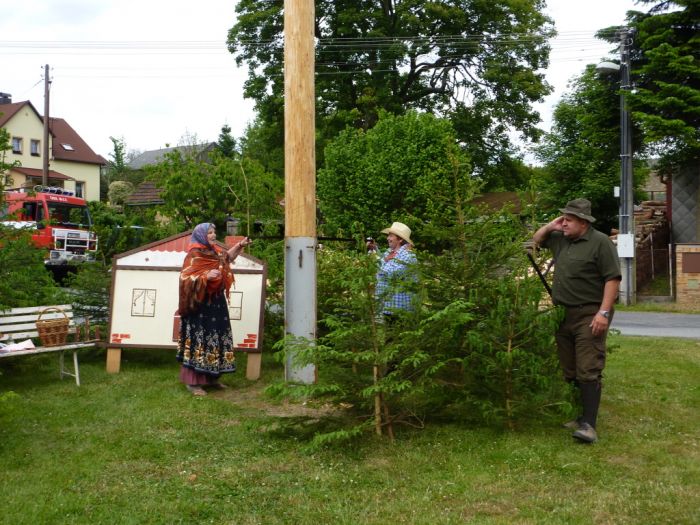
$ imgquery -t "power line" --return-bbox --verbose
[0,31,612,50]
[1,32,618,83]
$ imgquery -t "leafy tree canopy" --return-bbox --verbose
[108,136,127,175]
[600,0,700,166]
[227,0,554,183]
[318,111,473,238]
[238,115,285,180]
[102,136,141,200]
[146,143,283,232]
[0,228,61,309]
[534,66,648,233]
[108,180,135,206]
[215,124,238,158]
[87,201,180,262]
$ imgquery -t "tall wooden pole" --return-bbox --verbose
[284,0,317,383]
[42,64,50,187]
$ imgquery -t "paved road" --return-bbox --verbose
[611,311,700,339]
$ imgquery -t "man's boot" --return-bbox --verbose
[562,417,583,430]
[573,381,601,443]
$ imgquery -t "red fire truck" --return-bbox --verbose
[1,186,98,266]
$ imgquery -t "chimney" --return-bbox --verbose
[0,92,11,104]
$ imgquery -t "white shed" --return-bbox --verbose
[106,231,267,380]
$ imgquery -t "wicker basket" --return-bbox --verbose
[36,307,69,347]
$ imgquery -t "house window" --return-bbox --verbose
[131,289,157,317]
[30,139,40,156]
[12,137,22,154]
[228,291,243,320]
[75,181,85,198]
[61,143,74,151]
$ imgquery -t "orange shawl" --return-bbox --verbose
[178,243,234,316]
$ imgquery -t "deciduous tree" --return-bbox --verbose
[534,66,647,233]
[317,111,473,238]
[227,0,554,184]
[622,0,700,165]
[146,144,283,232]
[0,228,61,309]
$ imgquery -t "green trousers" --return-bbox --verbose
[554,304,613,384]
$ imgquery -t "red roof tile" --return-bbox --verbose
[125,181,164,206]
[49,117,107,165]
[471,192,524,214]
[12,166,74,181]
[1,100,106,166]
[0,101,42,127]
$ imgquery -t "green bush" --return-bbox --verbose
[272,216,569,448]
[62,262,110,326]
[0,227,61,310]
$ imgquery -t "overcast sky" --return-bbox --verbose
[1,0,641,160]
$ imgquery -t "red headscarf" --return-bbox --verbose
[178,223,235,316]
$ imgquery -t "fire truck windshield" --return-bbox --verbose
[47,202,92,228]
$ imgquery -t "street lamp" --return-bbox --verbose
[597,28,636,305]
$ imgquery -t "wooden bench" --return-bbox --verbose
[0,304,99,386]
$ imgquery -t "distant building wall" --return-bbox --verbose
[3,108,47,175]
[52,159,100,202]
[676,244,700,306]
[672,164,700,243]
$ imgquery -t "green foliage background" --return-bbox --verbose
[624,0,700,165]
[0,228,61,310]
[228,0,553,187]
[534,66,648,233]
[318,111,473,238]
[273,211,568,447]
[146,148,282,233]
[276,118,569,445]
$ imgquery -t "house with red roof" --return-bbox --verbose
[0,93,106,201]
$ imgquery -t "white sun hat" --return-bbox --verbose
[380,221,413,245]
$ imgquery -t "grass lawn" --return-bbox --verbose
[637,272,672,297]
[1,336,698,525]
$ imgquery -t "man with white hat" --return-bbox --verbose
[367,221,417,316]
[532,198,621,443]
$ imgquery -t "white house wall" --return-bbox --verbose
[110,265,264,350]
[110,268,180,347]
[52,159,101,202]
[3,108,46,180]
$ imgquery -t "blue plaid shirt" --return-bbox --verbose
[376,244,418,314]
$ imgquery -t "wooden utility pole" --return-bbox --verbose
[284,0,317,383]
[42,64,50,187]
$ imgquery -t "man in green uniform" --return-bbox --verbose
[533,198,621,443]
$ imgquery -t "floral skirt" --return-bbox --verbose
[176,293,236,378]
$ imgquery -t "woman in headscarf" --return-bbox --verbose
[176,222,251,396]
